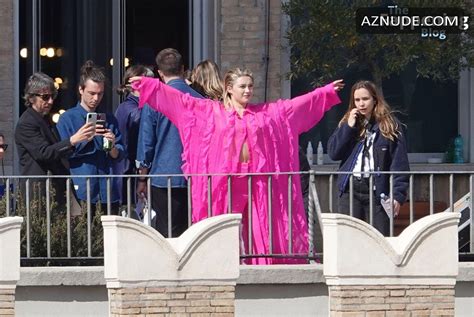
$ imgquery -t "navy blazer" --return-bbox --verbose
[327,121,410,204]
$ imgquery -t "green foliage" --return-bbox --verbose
[0,182,104,266]
[282,0,474,86]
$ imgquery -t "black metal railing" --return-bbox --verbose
[0,170,471,265]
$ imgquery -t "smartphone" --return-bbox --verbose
[86,112,97,136]
[355,111,368,127]
[96,113,106,129]
[86,112,97,126]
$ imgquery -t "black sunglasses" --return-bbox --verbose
[34,92,57,101]
[0,144,8,150]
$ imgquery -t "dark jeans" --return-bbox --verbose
[151,186,188,238]
[338,177,389,236]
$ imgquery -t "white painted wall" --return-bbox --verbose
[15,286,108,317]
[13,264,474,317]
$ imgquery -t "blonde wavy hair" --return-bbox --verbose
[191,60,224,101]
[223,68,254,108]
[339,80,400,141]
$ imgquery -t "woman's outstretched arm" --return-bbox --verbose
[130,77,208,128]
[286,80,344,135]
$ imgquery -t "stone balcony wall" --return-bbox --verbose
[102,214,241,316]
[322,212,460,316]
[0,217,23,316]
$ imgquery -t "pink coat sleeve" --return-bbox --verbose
[133,77,207,128]
[286,82,341,135]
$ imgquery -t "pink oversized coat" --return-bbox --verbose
[134,77,340,264]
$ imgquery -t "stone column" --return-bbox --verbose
[0,0,15,174]
[0,217,23,316]
[219,0,288,102]
[102,214,241,316]
[322,212,460,316]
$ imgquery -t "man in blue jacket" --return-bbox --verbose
[57,61,125,216]
[136,48,203,237]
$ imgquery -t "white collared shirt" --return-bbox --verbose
[353,130,377,178]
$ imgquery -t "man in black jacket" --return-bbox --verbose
[15,72,94,208]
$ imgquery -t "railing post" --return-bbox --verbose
[66,178,72,258]
[307,170,315,262]
[87,178,92,258]
[288,174,293,255]
[267,174,273,255]
[126,177,132,218]
[46,177,51,257]
[167,176,172,237]
[187,176,192,227]
[470,174,474,253]
[247,175,253,257]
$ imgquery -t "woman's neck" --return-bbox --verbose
[230,100,247,116]
[229,98,247,108]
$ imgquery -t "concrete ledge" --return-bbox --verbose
[19,267,106,286]
[16,263,474,287]
[238,264,325,284]
[458,262,474,281]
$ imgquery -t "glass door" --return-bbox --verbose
[19,0,113,114]
[19,0,190,115]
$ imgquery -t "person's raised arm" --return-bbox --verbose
[287,80,344,135]
[57,115,95,157]
[130,77,207,129]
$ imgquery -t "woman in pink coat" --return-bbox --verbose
[131,68,343,264]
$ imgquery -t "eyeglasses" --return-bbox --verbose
[34,92,57,101]
[0,144,8,150]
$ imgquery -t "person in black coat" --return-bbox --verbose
[328,80,409,236]
[15,72,94,207]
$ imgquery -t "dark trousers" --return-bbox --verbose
[338,177,389,236]
[151,186,188,238]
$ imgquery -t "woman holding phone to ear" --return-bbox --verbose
[327,80,409,236]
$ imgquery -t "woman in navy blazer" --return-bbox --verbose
[328,80,409,236]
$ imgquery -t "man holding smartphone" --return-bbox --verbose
[57,61,124,216]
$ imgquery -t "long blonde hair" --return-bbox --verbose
[223,68,254,108]
[191,60,224,101]
[339,80,400,141]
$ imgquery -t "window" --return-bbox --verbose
[19,0,114,114]
[19,0,190,116]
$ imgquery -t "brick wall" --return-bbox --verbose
[0,0,14,174]
[219,0,286,102]
[329,285,455,316]
[109,284,235,316]
[0,288,15,316]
